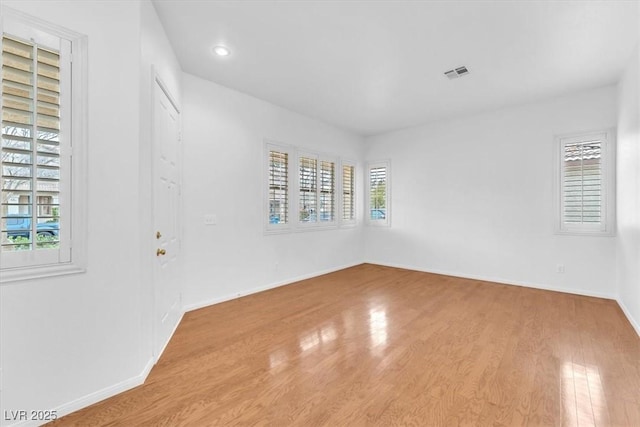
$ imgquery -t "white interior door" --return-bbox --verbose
[152,76,182,361]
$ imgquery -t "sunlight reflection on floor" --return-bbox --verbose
[562,360,605,426]
[369,307,388,355]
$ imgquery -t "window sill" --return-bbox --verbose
[367,220,391,227]
[0,263,86,284]
[265,221,358,235]
[264,225,293,235]
[340,221,357,228]
[555,228,615,237]
[294,223,339,233]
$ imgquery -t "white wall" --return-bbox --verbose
[0,1,184,424]
[364,86,618,298]
[616,43,640,334]
[181,73,365,309]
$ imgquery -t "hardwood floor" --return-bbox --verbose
[51,264,640,426]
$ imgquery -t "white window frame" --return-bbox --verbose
[0,8,87,283]
[296,151,337,230]
[264,141,356,234]
[366,160,390,227]
[264,140,293,234]
[340,159,356,226]
[554,129,615,236]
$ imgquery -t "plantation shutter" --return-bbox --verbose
[369,166,386,217]
[299,156,317,222]
[319,160,335,222]
[268,150,288,224]
[1,35,61,252]
[343,164,354,221]
[562,140,602,224]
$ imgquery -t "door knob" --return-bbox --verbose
[157,248,166,256]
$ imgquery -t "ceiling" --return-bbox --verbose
[152,0,640,136]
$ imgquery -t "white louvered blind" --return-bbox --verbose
[562,140,602,225]
[319,160,335,222]
[342,164,354,221]
[556,129,615,236]
[268,149,288,224]
[1,35,61,252]
[369,166,386,220]
[299,156,317,222]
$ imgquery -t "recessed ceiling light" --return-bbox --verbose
[212,45,231,57]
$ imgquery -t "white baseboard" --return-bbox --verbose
[366,261,617,300]
[53,357,155,421]
[5,358,155,427]
[617,297,640,338]
[154,310,185,364]
[183,262,363,313]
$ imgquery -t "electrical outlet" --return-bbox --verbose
[204,214,217,225]
[556,264,565,274]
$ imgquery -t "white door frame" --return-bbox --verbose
[150,68,183,362]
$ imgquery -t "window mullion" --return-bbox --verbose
[580,145,584,224]
[316,159,321,223]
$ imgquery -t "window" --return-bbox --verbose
[265,141,345,232]
[1,9,87,282]
[268,148,289,226]
[555,129,615,235]
[367,161,390,226]
[342,162,355,222]
[319,160,335,222]
[298,153,335,225]
[299,155,317,222]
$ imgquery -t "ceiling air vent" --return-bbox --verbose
[444,66,470,79]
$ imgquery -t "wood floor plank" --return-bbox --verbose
[49,264,640,426]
